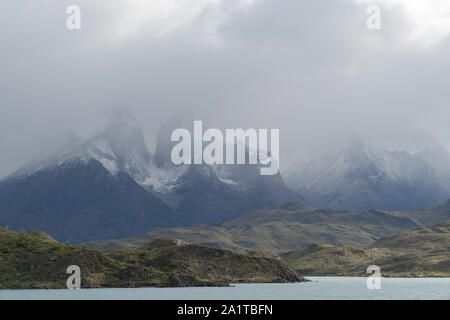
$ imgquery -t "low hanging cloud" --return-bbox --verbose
[0,0,450,177]
[356,0,450,46]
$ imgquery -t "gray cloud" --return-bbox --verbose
[1,0,450,177]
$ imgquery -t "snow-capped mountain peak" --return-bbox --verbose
[10,110,151,179]
[285,131,450,211]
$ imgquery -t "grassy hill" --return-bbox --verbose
[280,221,450,277]
[389,199,450,229]
[86,203,428,253]
[0,228,304,289]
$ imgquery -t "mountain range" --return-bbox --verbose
[0,111,303,243]
[285,132,450,211]
[86,201,450,253]
[2,111,450,245]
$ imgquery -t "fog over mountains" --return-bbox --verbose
[1,110,450,243]
[0,111,303,242]
[285,130,450,211]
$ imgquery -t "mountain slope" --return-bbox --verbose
[0,111,304,242]
[285,134,450,211]
[0,228,304,289]
[0,159,175,243]
[281,221,450,277]
[86,203,424,253]
[148,116,306,224]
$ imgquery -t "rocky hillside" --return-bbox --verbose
[86,200,450,254]
[86,203,422,253]
[280,221,450,277]
[0,228,304,289]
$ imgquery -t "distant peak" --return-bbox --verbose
[108,108,139,127]
[8,108,153,180]
[154,113,195,168]
[72,109,139,146]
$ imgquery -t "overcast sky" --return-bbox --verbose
[1,0,450,178]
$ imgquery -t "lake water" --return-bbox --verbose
[0,277,449,300]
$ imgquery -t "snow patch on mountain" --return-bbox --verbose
[286,132,450,211]
[141,164,188,194]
